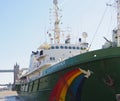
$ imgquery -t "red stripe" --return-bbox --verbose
[49,68,80,101]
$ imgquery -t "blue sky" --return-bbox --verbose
[0,0,116,85]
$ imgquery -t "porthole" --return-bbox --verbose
[77,47,80,49]
[81,47,83,50]
[73,46,75,49]
[51,46,54,49]
[60,46,64,49]
[56,46,59,49]
[69,46,72,49]
[50,57,52,60]
[65,46,68,49]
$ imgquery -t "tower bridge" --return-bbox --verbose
[0,70,14,88]
[0,84,10,86]
[0,63,28,90]
[0,63,19,84]
[0,70,14,72]
[0,63,28,88]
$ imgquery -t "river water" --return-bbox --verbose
[0,96,24,101]
[0,91,24,101]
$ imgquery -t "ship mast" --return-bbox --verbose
[53,0,61,44]
[116,0,120,46]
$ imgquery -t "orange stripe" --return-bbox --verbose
[49,68,83,101]
[56,69,80,101]
[59,70,82,101]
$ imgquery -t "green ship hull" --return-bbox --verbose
[15,47,120,101]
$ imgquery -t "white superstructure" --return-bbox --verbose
[19,0,89,82]
[29,42,88,72]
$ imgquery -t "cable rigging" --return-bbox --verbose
[87,6,108,51]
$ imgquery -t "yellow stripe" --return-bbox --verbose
[59,70,82,101]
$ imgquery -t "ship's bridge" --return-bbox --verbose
[28,42,88,72]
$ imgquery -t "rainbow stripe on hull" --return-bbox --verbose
[49,68,85,101]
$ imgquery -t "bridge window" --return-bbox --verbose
[50,57,52,60]
[60,46,64,49]
[50,57,55,61]
[65,46,68,49]
[56,46,59,49]
[81,47,86,50]
[77,47,80,49]
[40,50,43,55]
[73,46,75,49]
[51,46,55,49]
[53,57,55,60]
[69,46,72,49]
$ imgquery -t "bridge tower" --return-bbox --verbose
[14,63,19,84]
